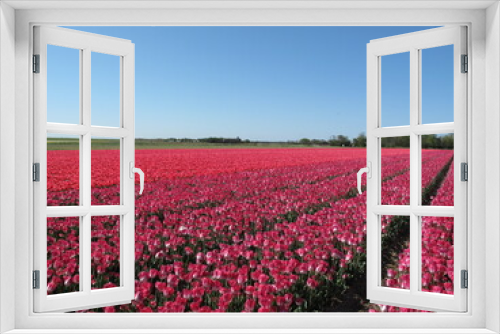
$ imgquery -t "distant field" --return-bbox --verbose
[47,138,336,150]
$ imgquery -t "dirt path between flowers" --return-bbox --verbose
[329,156,454,312]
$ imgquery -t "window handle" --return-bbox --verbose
[129,162,145,195]
[357,162,371,194]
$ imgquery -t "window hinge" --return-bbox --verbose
[33,270,40,289]
[461,162,468,181]
[461,54,468,73]
[33,163,40,182]
[33,54,40,73]
[461,270,468,289]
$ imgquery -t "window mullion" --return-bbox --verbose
[413,123,454,135]
[409,47,420,295]
[81,47,91,295]
[81,214,91,294]
[45,205,128,217]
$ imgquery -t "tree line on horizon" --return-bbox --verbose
[136,133,453,149]
[296,133,453,149]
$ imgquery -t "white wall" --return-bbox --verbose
[0,2,16,333]
[485,2,500,333]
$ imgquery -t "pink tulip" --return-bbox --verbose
[387,269,396,278]
[47,147,454,313]
[306,277,319,289]
[244,298,256,312]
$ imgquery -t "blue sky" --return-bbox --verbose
[48,26,453,141]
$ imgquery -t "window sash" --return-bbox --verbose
[366,26,468,312]
[33,25,136,313]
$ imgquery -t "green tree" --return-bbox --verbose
[299,138,312,145]
[422,134,439,149]
[441,134,454,149]
[353,133,367,147]
[329,135,351,147]
[381,136,410,148]
[311,139,328,146]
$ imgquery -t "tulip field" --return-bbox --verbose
[46,146,454,312]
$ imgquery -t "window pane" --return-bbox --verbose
[421,45,454,124]
[421,134,454,206]
[381,52,410,127]
[381,215,410,290]
[47,45,80,124]
[381,137,410,205]
[47,134,80,206]
[91,215,120,289]
[91,137,120,205]
[421,216,454,295]
[47,217,80,294]
[91,52,121,127]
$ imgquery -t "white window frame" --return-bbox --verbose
[366,26,468,312]
[0,1,498,333]
[33,26,136,313]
